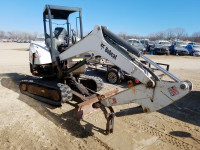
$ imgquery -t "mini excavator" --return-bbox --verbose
[20,5,192,134]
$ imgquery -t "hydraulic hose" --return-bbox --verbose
[101,26,142,57]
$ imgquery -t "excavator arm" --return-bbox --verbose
[59,25,192,112]
[60,26,154,86]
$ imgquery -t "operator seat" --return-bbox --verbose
[71,29,81,44]
[45,28,68,48]
[45,27,68,61]
[53,27,68,52]
[71,29,77,44]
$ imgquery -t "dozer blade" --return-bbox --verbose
[19,79,62,106]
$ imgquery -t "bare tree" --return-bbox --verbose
[148,32,157,41]
[191,32,200,42]
[155,31,166,40]
[0,31,5,39]
[166,28,175,40]
[148,28,189,41]
[7,31,17,39]
[33,32,38,39]
[2,27,200,43]
[130,34,140,39]
[118,32,128,40]
[174,28,186,39]
[118,32,141,40]
[0,30,42,41]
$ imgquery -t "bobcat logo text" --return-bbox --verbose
[101,43,117,60]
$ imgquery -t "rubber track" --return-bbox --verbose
[57,83,73,103]
[80,75,104,92]
[20,79,72,106]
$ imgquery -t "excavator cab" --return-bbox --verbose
[29,5,85,77]
[43,5,83,60]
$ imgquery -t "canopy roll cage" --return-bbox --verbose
[43,5,83,61]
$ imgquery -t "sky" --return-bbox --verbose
[0,0,200,36]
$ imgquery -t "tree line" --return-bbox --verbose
[0,30,40,40]
[1,28,200,43]
[118,27,200,43]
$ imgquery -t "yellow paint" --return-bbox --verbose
[132,88,136,94]
[41,90,45,93]
[128,80,134,88]
[72,58,83,62]
[143,107,151,113]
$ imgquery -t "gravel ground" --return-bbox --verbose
[0,43,199,150]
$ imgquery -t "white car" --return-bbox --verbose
[155,40,171,46]
[152,40,171,55]
[127,39,146,53]
[191,45,200,56]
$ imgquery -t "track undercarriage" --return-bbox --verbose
[19,74,119,134]
[20,74,104,105]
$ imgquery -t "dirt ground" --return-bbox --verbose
[0,43,200,150]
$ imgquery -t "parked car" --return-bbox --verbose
[17,40,23,43]
[151,40,170,55]
[146,41,155,52]
[24,40,30,43]
[191,45,200,56]
[140,39,149,47]
[185,44,200,56]
[173,45,189,55]
[34,37,45,42]
[127,39,146,53]
[12,39,17,42]
[187,42,195,45]
[169,41,189,55]
[2,39,11,42]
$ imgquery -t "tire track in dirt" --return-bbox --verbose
[84,135,114,150]
[121,117,195,150]
[150,113,200,135]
